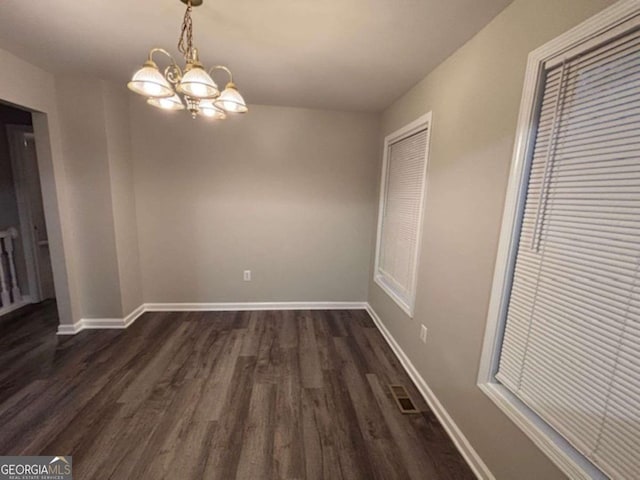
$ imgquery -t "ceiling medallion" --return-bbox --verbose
[127,0,247,119]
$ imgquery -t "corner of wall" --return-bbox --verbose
[101,81,144,317]
[54,76,124,319]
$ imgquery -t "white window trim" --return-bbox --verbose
[373,112,432,317]
[477,1,640,479]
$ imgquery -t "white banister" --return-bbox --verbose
[0,227,27,315]
[5,227,21,302]
[0,234,9,307]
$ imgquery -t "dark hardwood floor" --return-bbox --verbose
[0,301,475,480]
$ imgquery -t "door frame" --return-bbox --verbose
[1,49,83,330]
[6,124,42,303]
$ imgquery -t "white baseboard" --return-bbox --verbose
[123,304,146,327]
[57,321,84,335]
[57,304,145,335]
[365,304,494,480]
[57,302,366,335]
[144,301,367,312]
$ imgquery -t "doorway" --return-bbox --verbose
[0,103,55,316]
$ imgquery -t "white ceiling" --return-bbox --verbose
[0,0,512,112]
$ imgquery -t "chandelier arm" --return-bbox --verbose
[148,48,178,65]
[147,48,183,85]
[208,65,233,84]
[164,64,183,85]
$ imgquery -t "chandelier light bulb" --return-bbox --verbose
[199,100,226,119]
[127,61,174,98]
[214,82,248,113]
[147,94,185,111]
[177,65,219,99]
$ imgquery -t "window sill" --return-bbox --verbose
[374,274,414,318]
[478,381,605,480]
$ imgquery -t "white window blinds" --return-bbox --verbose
[375,124,429,315]
[496,23,640,479]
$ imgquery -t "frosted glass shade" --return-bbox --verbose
[127,64,174,98]
[199,100,226,119]
[147,94,185,111]
[214,83,248,113]
[177,66,219,99]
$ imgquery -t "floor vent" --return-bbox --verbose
[389,384,419,414]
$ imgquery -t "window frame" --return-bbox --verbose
[477,2,640,479]
[373,112,432,317]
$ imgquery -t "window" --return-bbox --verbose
[479,3,640,479]
[374,113,431,317]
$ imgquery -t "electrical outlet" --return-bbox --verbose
[243,270,251,281]
[420,325,428,343]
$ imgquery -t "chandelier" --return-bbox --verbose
[127,0,247,119]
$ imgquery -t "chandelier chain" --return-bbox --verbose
[178,2,194,59]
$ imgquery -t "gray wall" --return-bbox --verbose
[131,103,379,304]
[55,78,142,319]
[368,0,615,478]
[56,79,122,318]
[103,83,143,315]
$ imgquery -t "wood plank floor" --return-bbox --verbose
[0,301,475,480]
